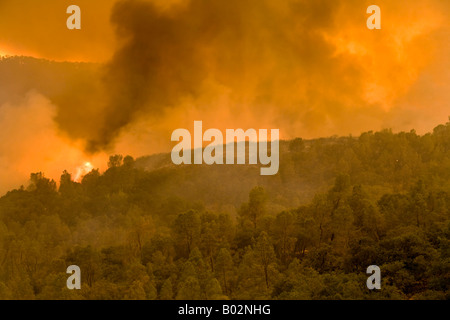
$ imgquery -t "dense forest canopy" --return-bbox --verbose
[0,119,449,299]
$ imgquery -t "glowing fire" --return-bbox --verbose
[0,47,14,57]
[74,162,94,182]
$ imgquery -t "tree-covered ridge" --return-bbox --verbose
[0,120,449,300]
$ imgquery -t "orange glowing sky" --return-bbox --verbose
[0,0,449,193]
[0,0,116,62]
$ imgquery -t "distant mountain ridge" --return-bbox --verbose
[130,121,450,214]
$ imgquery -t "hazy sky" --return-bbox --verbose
[0,0,449,192]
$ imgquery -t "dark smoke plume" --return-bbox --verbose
[86,0,366,151]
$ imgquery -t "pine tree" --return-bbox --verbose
[160,278,174,300]
[215,248,234,295]
[176,276,201,300]
[254,232,276,289]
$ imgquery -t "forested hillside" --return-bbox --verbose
[0,120,449,299]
